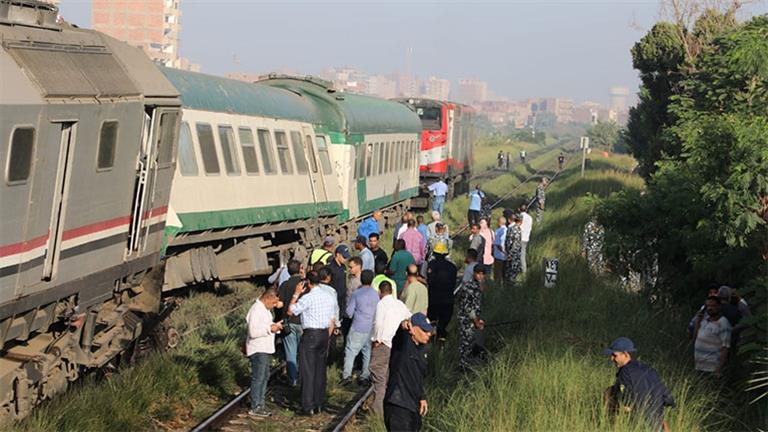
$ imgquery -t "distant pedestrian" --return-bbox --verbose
[389,239,415,296]
[428,178,449,215]
[288,271,337,415]
[693,296,731,378]
[558,152,565,170]
[534,177,548,223]
[368,233,389,270]
[402,264,429,314]
[457,264,486,369]
[384,313,433,432]
[603,337,676,431]
[518,206,532,273]
[478,219,495,275]
[427,243,457,341]
[355,235,375,272]
[497,150,504,169]
[245,288,283,417]
[468,185,485,226]
[492,216,508,281]
[582,216,605,273]
[401,219,426,265]
[309,236,336,267]
[277,260,305,387]
[358,210,382,240]
[520,149,526,163]
[504,214,523,285]
[342,270,379,386]
[370,281,411,416]
[505,152,511,170]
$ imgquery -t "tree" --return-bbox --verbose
[586,121,621,152]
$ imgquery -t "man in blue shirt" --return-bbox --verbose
[603,337,676,431]
[428,179,448,215]
[342,270,380,385]
[492,216,507,281]
[354,235,375,272]
[358,210,382,240]
[467,185,485,226]
[416,215,429,245]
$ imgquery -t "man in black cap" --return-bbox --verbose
[384,312,433,432]
[603,337,676,431]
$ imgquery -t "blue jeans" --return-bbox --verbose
[249,352,271,409]
[282,323,304,385]
[343,330,372,380]
[432,195,445,215]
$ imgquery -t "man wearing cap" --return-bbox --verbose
[456,264,486,369]
[358,210,382,240]
[603,337,676,431]
[354,235,375,272]
[427,244,457,341]
[384,313,433,431]
[310,236,336,267]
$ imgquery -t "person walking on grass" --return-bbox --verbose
[370,281,412,416]
[603,337,676,432]
[492,216,507,281]
[288,271,337,416]
[246,288,283,417]
[456,264,486,370]
[534,177,548,223]
[478,219,495,276]
[518,205,532,273]
[402,264,429,315]
[384,313,433,432]
[342,270,379,386]
[504,213,523,286]
[468,185,485,226]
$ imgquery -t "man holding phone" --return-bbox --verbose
[245,288,283,417]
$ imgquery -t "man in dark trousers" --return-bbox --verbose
[384,313,433,432]
[603,337,676,431]
[426,242,457,341]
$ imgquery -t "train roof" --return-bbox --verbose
[0,0,179,103]
[260,76,422,136]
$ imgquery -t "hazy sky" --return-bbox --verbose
[58,1,766,105]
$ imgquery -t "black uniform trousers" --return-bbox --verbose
[427,302,453,339]
[298,328,329,412]
[384,403,422,432]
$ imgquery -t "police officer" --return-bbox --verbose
[456,264,485,369]
[503,213,523,286]
[582,216,605,273]
[603,337,676,431]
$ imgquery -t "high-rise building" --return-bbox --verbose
[92,0,197,70]
[457,79,488,103]
[366,75,397,99]
[532,98,574,123]
[422,76,450,101]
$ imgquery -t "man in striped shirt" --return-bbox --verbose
[693,297,731,378]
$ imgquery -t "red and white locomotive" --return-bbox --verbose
[397,98,474,207]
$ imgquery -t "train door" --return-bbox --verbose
[41,122,76,280]
[301,127,328,205]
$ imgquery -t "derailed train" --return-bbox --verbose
[0,1,471,419]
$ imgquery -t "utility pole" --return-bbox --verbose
[580,136,590,178]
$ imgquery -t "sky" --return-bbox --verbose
[58,0,767,105]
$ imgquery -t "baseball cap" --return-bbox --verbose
[335,245,352,259]
[410,313,434,333]
[323,236,336,246]
[355,235,368,245]
[717,285,732,299]
[603,337,636,355]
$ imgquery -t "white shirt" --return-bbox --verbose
[372,294,412,348]
[245,299,275,356]
[428,181,448,197]
[521,212,533,242]
[267,265,291,286]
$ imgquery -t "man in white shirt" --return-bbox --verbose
[245,288,283,417]
[428,179,449,215]
[518,205,533,273]
[369,280,412,416]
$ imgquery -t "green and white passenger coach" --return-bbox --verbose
[161,70,422,290]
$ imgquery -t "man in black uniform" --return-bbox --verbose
[426,244,457,341]
[384,313,433,432]
[603,337,676,431]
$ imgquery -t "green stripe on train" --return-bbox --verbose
[175,201,343,233]
[357,186,419,216]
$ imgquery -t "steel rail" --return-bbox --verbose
[329,385,374,432]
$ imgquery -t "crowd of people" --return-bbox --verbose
[243,176,552,430]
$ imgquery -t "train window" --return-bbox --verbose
[239,128,259,174]
[196,123,220,175]
[305,134,319,173]
[157,111,178,165]
[388,142,396,173]
[97,121,118,170]
[6,127,35,184]
[257,129,277,174]
[417,107,442,130]
[315,135,332,175]
[177,122,198,176]
[290,131,308,174]
[398,141,404,171]
[274,131,294,175]
[376,143,384,175]
[217,126,241,176]
[365,143,373,177]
